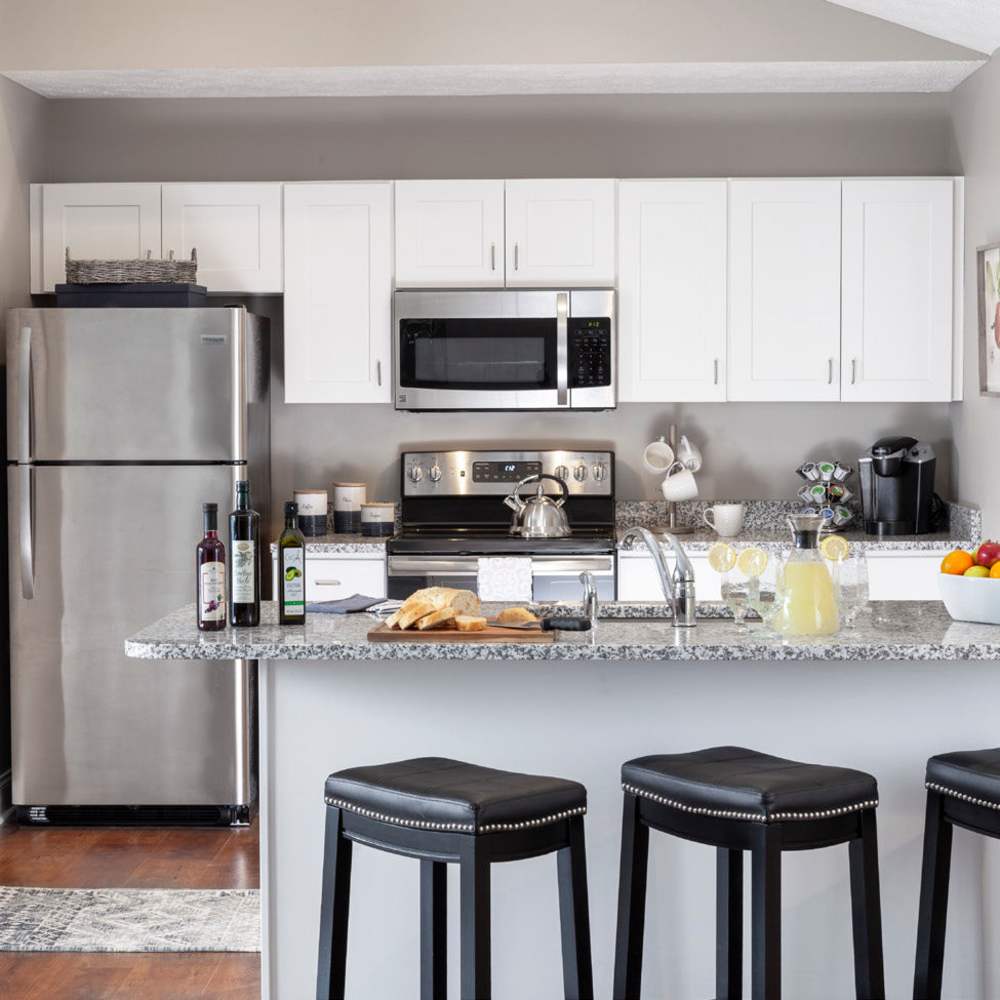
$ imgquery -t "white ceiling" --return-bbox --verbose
[828,1,1000,55]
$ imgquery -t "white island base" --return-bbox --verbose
[258,654,1000,1000]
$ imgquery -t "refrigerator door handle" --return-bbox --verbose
[19,466,34,600]
[18,325,32,463]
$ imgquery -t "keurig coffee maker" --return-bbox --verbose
[859,436,936,536]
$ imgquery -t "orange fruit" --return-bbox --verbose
[990,562,1000,579]
[941,549,975,575]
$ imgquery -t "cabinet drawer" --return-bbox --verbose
[305,558,387,602]
[866,554,942,601]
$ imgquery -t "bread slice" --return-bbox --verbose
[384,608,403,630]
[496,606,538,625]
[454,615,487,632]
[415,607,457,630]
[397,599,437,631]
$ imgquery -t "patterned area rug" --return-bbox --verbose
[0,886,260,952]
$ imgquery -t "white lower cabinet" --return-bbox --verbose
[272,553,387,603]
[618,553,721,602]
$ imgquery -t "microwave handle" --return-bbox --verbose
[556,292,569,407]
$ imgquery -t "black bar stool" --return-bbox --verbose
[612,746,884,1000]
[914,748,1000,999]
[316,756,593,1000]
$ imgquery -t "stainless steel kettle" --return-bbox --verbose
[503,473,571,538]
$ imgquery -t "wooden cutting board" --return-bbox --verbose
[367,622,554,643]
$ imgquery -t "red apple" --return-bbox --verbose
[976,540,1000,567]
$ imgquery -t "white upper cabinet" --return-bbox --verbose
[35,183,162,293]
[841,179,954,402]
[395,180,504,287]
[504,179,616,287]
[618,180,727,402]
[283,183,393,404]
[161,183,283,293]
[728,180,842,402]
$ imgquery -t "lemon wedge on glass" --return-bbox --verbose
[737,546,769,578]
[820,534,850,562]
[707,542,737,574]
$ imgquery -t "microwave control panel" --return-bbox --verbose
[568,318,612,388]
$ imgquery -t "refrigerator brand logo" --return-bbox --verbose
[201,335,227,345]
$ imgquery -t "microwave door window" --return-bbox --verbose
[399,319,557,391]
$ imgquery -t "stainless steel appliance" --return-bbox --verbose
[388,449,616,603]
[6,307,269,824]
[858,436,937,536]
[393,290,615,411]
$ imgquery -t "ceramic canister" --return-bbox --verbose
[361,501,395,537]
[333,482,367,533]
[294,488,329,537]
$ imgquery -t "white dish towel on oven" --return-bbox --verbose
[477,557,533,603]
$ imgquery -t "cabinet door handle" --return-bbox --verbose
[514,242,519,271]
[490,242,496,272]
[315,579,343,587]
[376,360,382,386]
[851,358,858,385]
[713,358,720,385]
[827,358,834,384]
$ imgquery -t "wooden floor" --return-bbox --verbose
[0,820,260,999]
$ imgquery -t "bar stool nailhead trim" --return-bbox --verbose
[926,780,1000,810]
[621,782,879,824]
[323,794,587,833]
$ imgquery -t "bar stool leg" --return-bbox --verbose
[460,841,491,1000]
[717,848,744,1000]
[316,806,353,1000]
[914,791,953,1000]
[613,792,650,1000]
[751,824,781,1000]
[557,815,595,1000]
[421,860,448,1000]
[849,809,885,1000]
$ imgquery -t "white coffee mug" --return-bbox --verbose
[642,437,675,475]
[660,462,699,503]
[703,503,745,537]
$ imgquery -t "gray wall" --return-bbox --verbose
[950,58,1000,528]
[40,93,960,520]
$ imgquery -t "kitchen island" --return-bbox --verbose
[127,602,1000,999]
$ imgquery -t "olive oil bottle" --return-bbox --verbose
[278,500,306,625]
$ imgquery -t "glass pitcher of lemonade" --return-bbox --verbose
[775,515,840,637]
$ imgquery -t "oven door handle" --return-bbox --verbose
[556,291,569,407]
[530,556,615,576]
[388,557,480,576]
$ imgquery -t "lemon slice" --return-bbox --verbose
[707,542,737,574]
[820,534,850,562]
[737,546,769,578]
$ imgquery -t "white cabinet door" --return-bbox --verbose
[618,180,727,402]
[841,179,954,402]
[38,183,162,293]
[617,553,721,601]
[161,183,283,293]
[283,183,393,404]
[504,179,616,287]
[395,180,504,287]
[728,180,842,401]
[866,553,943,600]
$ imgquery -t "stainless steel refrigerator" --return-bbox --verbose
[5,307,269,824]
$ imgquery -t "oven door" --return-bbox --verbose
[387,554,616,603]
[394,289,568,410]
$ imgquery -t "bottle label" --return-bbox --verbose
[232,540,256,603]
[200,561,226,622]
[282,548,305,615]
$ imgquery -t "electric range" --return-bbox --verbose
[387,449,617,602]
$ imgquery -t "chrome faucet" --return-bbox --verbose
[579,571,599,626]
[621,526,697,627]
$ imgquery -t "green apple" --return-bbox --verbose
[964,565,990,578]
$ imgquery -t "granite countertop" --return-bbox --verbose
[125,600,1000,663]
[269,533,390,554]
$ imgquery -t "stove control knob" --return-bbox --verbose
[429,464,442,483]
[554,465,569,483]
[592,462,608,482]
[408,464,424,483]
[574,464,588,482]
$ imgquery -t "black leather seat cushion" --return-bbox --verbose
[622,746,878,822]
[325,757,586,834]
[926,748,1000,804]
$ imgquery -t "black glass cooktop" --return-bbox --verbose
[389,528,615,556]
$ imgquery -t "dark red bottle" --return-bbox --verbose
[197,502,227,631]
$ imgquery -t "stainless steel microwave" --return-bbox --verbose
[393,289,616,411]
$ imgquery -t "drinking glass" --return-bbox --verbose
[721,573,751,631]
[838,553,870,628]
[748,560,780,629]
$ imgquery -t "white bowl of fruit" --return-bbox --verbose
[938,541,1000,624]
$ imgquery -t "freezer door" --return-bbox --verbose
[9,464,252,806]
[6,308,268,462]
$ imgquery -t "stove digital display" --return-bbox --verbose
[472,461,542,483]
